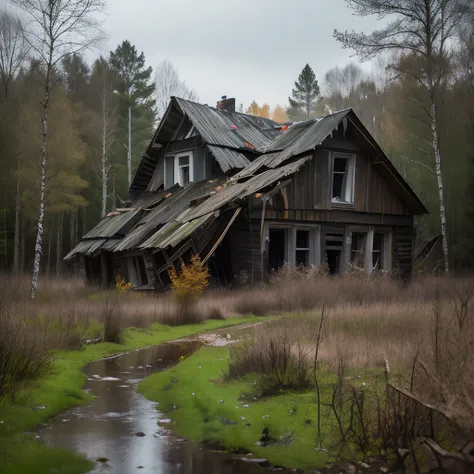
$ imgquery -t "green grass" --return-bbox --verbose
[0,316,262,474]
[139,346,344,471]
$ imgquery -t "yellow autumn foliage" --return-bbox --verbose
[169,255,210,300]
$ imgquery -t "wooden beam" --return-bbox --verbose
[201,207,242,266]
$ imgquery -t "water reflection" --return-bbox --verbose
[41,342,269,474]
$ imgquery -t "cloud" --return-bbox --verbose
[100,0,381,108]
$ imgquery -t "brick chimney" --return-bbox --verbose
[216,95,235,112]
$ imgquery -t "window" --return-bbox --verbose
[127,256,148,287]
[164,152,194,188]
[266,225,320,271]
[295,230,310,267]
[332,154,355,204]
[372,233,385,270]
[178,155,190,185]
[350,232,367,267]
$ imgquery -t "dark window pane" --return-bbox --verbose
[332,173,344,199]
[179,155,189,166]
[296,230,309,249]
[180,166,190,185]
[334,158,347,173]
[351,232,366,266]
[296,249,309,267]
[373,233,384,269]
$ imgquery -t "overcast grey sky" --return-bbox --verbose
[98,0,382,109]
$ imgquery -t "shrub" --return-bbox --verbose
[169,255,210,324]
[102,292,123,343]
[0,282,52,403]
[227,317,314,394]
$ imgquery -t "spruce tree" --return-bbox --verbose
[288,64,321,120]
[109,40,156,199]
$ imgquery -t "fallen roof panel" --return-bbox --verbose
[139,213,215,250]
[83,208,142,239]
[114,181,214,252]
[207,145,250,172]
[181,156,311,222]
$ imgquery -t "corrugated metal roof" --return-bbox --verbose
[265,109,351,156]
[181,156,311,222]
[175,98,278,152]
[83,208,142,239]
[113,181,214,252]
[207,145,250,172]
[139,213,215,250]
[230,110,351,180]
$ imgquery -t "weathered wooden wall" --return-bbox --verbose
[228,214,262,285]
[285,147,411,217]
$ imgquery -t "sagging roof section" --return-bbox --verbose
[207,145,250,172]
[68,98,428,267]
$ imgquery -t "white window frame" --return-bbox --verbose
[264,223,321,269]
[331,152,356,205]
[345,226,392,274]
[173,151,194,186]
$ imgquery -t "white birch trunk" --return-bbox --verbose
[101,87,108,218]
[431,101,449,273]
[127,105,132,187]
[13,153,21,275]
[31,74,50,299]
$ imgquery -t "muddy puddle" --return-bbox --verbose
[40,340,271,474]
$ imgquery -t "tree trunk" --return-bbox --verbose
[112,173,116,210]
[431,101,449,273]
[69,209,75,250]
[13,153,21,275]
[101,88,108,218]
[20,215,26,272]
[46,223,52,277]
[56,212,63,276]
[127,105,132,187]
[31,69,51,299]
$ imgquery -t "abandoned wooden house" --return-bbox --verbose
[65,96,427,289]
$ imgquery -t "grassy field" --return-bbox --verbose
[0,272,472,473]
[0,317,263,474]
[139,345,343,470]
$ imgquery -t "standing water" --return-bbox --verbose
[40,341,268,474]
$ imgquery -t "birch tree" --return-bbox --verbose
[335,0,471,273]
[155,59,198,121]
[90,57,116,217]
[10,0,105,298]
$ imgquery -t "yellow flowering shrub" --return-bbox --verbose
[115,275,132,291]
[169,255,209,301]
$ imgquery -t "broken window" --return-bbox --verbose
[295,229,310,267]
[332,154,355,204]
[178,155,190,185]
[372,233,385,270]
[127,256,148,287]
[350,232,367,267]
[165,151,194,187]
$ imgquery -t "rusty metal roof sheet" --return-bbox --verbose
[175,98,278,152]
[207,145,250,172]
[266,109,350,154]
[181,156,311,222]
[231,110,351,180]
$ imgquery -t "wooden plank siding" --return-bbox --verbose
[228,215,263,285]
[285,148,411,217]
[393,226,415,279]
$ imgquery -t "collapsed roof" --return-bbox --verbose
[66,97,427,263]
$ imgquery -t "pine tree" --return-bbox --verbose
[109,40,156,197]
[288,64,321,120]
